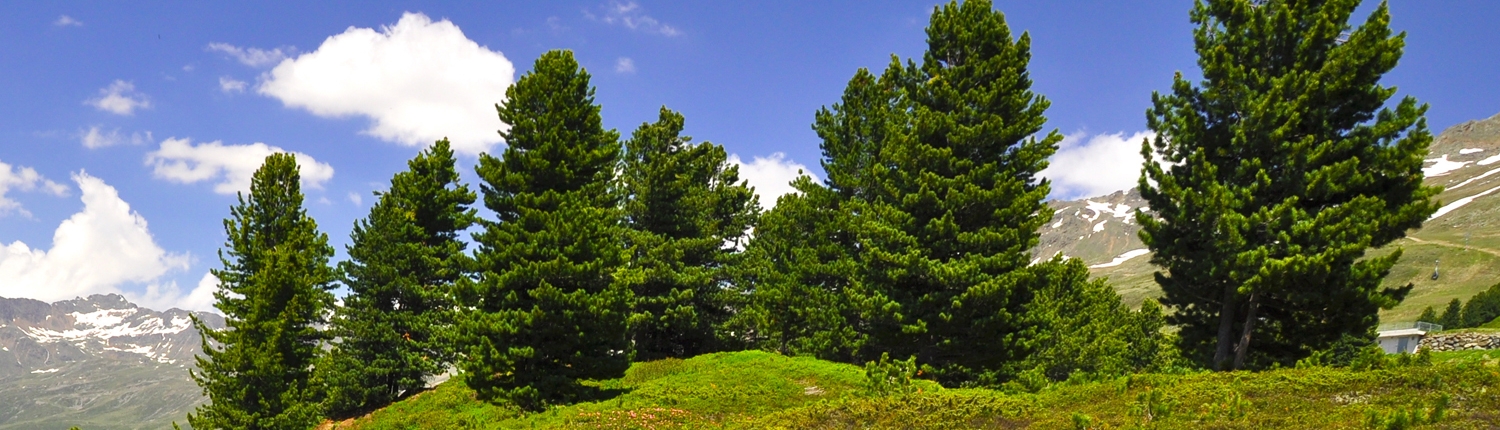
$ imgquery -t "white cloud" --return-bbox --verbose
[85,80,151,115]
[615,57,636,74]
[347,191,363,206]
[131,273,220,312]
[144,138,335,195]
[258,12,515,155]
[0,160,69,217]
[1040,131,1155,200]
[54,15,83,27]
[79,126,152,149]
[0,172,190,304]
[219,76,248,94]
[206,42,293,68]
[728,152,815,209]
[585,1,680,36]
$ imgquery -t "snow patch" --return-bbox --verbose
[1449,167,1500,191]
[1093,220,1108,232]
[1480,153,1500,166]
[1429,184,1500,220]
[1423,154,1470,177]
[31,368,60,374]
[1081,200,1132,222]
[1051,219,1063,229]
[22,309,191,344]
[1089,249,1151,269]
[1460,148,1485,155]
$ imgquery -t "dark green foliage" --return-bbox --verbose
[188,153,337,429]
[1415,306,1438,325]
[457,50,630,409]
[317,139,477,418]
[1438,298,1464,329]
[851,0,1064,386]
[1139,0,1440,370]
[1459,282,1500,328]
[733,178,865,361]
[1019,258,1174,383]
[618,107,759,361]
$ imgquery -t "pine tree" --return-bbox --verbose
[734,177,865,361]
[1139,0,1440,370]
[1438,298,1464,329]
[1460,283,1500,328]
[732,61,907,362]
[852,0,1064,385]
[457,50,629,408]
[1416,306,1439,325]
[317,139,476,418]
[189,153,336,429]
[618,107,759,361]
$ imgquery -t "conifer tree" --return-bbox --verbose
[1438,298,1464,329]
[852,0,1064,385]
[317,139,476,418]
[1416,306,1438,325]
[189,153,336,429]
[1139,0,1440,370]
[619,107,758,361]
[457,50,629,408]
[734,177,865,361]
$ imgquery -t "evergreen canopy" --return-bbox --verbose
[1139,0,1440,370]
[189,153,336,430]
[458,50,631,409]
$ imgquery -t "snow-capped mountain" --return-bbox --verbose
[0,294,223,429]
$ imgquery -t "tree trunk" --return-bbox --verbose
[1231,292,1261,370]
[1212,283,1239,371]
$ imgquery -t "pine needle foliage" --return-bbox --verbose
[618,107,759,361]
[317,139,477,419]
[458,50,630,409]
[1139,0,1440,370]
[188,153,336,429]
[852,0,1064,386]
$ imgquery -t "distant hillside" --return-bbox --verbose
[1034,111,1500,321]
[0,294,223,430]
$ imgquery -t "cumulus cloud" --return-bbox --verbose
[585,1,680,36]
[0,172,190,304]
[0,160,69,217]
[144,138,335,195]
[85,80,151,115]
[728,152,815,209]
[206,42,293,68]
[219,76,248,93]
[347,191,363,206]
[615,57,636,74]
[79,126,152,149]
[258,12,515,155]
[1040,131,1155,200]
[54,15,83,27]
[131,273,220,312]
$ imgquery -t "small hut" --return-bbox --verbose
[1376,322,1442,354]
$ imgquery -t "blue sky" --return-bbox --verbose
[1,1,1497,311]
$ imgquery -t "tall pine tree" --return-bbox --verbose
[619,107,758,361]
[853,0,1064,386]
[317,139,476,418]
[189,153,336,429]
[1139,0,1439,370]
[457,50,630,408]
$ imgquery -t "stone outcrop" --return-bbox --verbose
[1419,332,1500,352]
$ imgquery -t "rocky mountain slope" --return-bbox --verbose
[1036,111,1500,321]
[0,294,223,430]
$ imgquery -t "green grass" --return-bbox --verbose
[328,350,1500,430]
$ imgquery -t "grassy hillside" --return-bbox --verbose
[326,350,1500,429]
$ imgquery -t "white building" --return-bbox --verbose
[1375,322,1442,354]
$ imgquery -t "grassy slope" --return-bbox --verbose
[329,350,1500,430]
